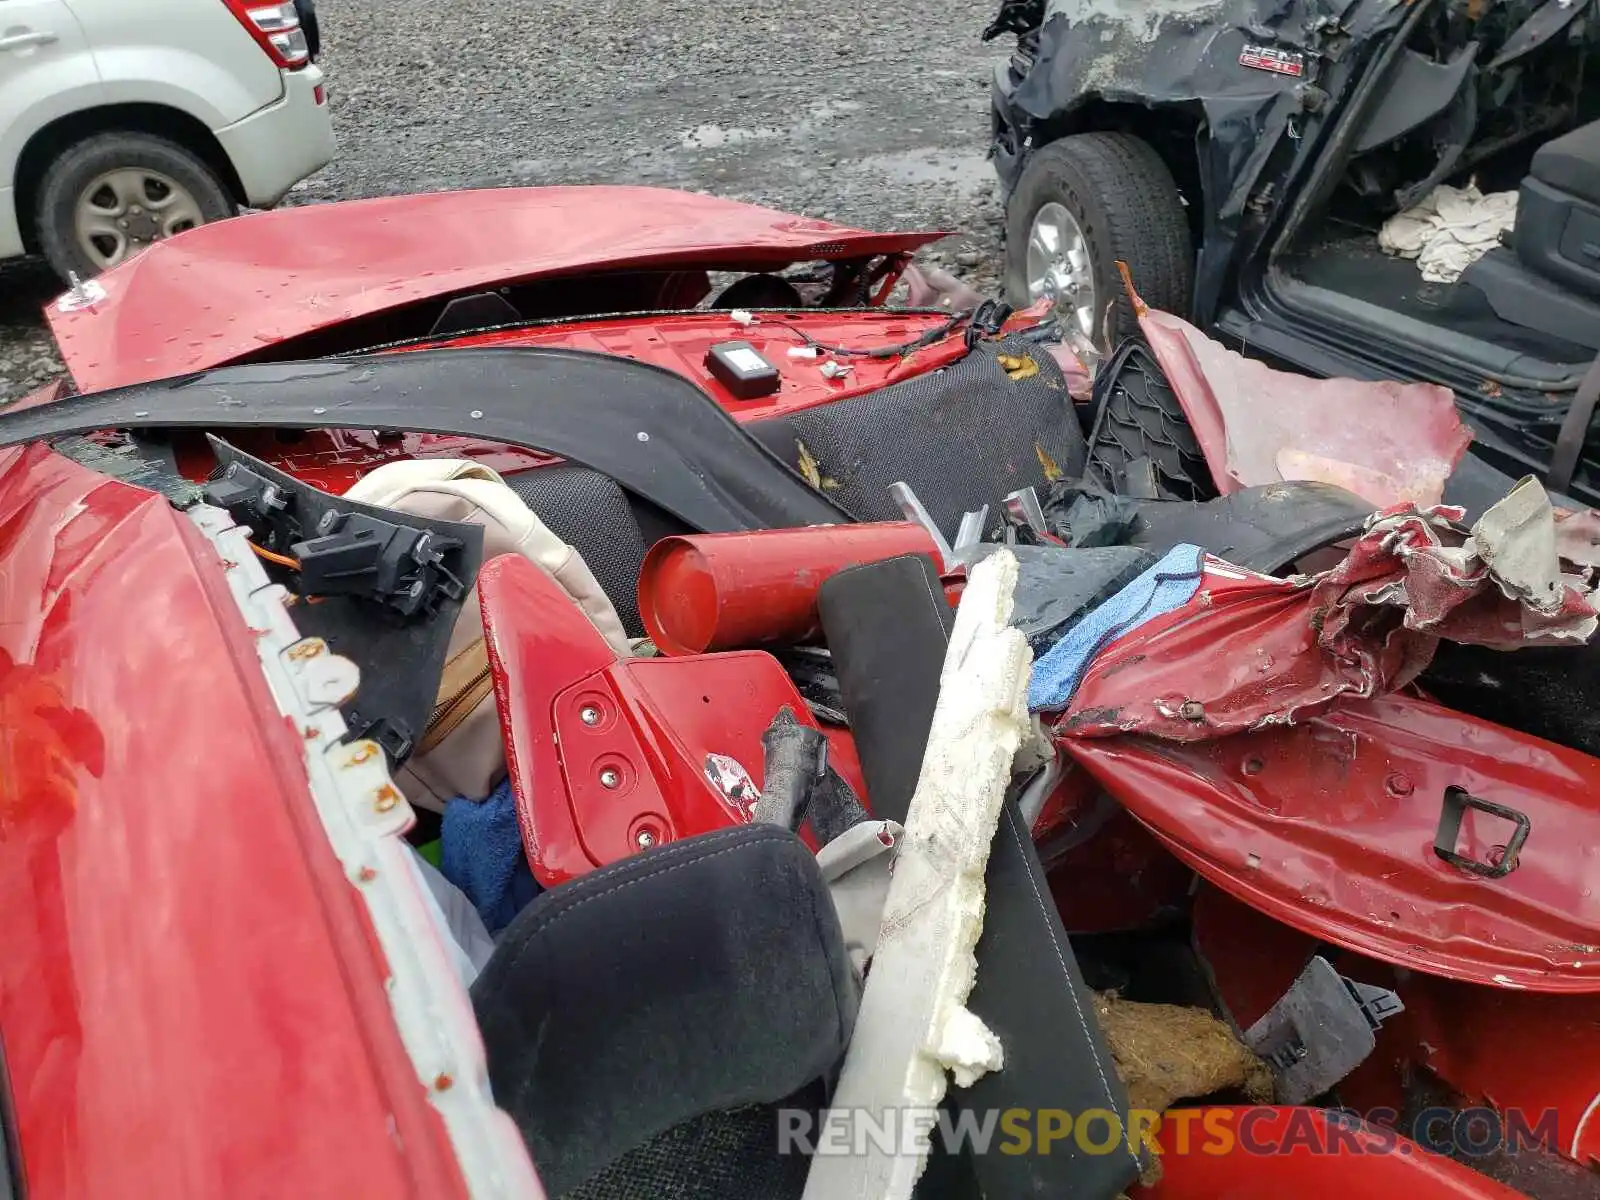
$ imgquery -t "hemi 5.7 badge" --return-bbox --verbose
[1240,44,1306,76]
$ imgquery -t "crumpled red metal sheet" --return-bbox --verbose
[1063,486,1599,743]
[1126,279,1472,507]
[1065,694,1600,992]
[44,186,944,394]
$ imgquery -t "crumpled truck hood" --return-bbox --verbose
[44,186,943,394]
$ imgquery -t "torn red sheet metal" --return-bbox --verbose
[1063,486,1599,743]
[1065,693,1600,992]
[1123,275,1471,507]
[1132,1107,1526,1199]
[45,186,943,394]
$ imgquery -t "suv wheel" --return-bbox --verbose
[35,132,236,281]
[1004,131,1193,345]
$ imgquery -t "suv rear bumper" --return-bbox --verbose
[215,65,333,208]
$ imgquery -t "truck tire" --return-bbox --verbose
[1004,132,1193,345]
[35,132,235,282]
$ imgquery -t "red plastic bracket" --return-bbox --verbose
[478,553,830,887]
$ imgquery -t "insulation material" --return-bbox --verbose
[1126,278,1471,508]
[801,551,1033,1200]
[1092,995,1274,1114]
[1063,480,1600,742]
[1093,995,1272,1189]
[1378,183,1518,284]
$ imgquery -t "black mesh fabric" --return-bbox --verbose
[505,465,649,635]
[761,338,1089,537]
[562,1103,812,1200]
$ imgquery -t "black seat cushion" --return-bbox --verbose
[755,338,1090,537]
[504,464,686,638]
[471,824,858,1197]
[1532,118,1600,208]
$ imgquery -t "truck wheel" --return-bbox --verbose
[35,132,235,281]
[1087,339,1216,501]
[1004,132,1193,345]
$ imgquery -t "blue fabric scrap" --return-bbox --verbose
[440,777,541,935]
[1028,543,1206,712]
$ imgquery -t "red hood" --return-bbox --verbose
[46,186,944,394]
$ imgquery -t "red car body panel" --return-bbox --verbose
[478,553,866,886]
[1064,693,1600,992]
[1123,283,1471,508]
[1193,887,1600,1173]
[45,187,943,394]
[1133,1107,1526,1199]
[416,309,974,414]
[0,443,472,1198]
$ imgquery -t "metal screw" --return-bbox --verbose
[636,830,656,848]
[470,409,484,419]
[637,431,650,442]
[599,767,621,789]
[1179,700,1205,721]
[580,705,602,726]
[1385,773,1414,797]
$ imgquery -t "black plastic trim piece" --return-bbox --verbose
[0,347,853,535]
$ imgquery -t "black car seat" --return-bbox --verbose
[472,823,858,1198]
[1457,118,1600,352]
[1517,117,1600,299]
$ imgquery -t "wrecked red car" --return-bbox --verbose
[1,186,1597,1200]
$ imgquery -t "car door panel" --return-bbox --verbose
[0,0,100,256]
[62,0,283,129]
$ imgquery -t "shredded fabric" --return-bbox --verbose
[1062,480,1600,742]
[1028,544,1205,711]
[441,777,541,934]
[1378,183,1517,284]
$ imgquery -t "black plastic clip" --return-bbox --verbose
[205,462,292,524]
[345,714,416,764]
[1244,955,1404,1104]
[965,299,1014,346]
[293,511,466,619]
[1433,786,1529,879]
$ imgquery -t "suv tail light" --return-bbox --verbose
[221,0,312,69]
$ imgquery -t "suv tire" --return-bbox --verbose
[36,132,236,281]
[1004,132,1193,345]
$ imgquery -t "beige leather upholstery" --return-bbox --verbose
[346,459,630,811]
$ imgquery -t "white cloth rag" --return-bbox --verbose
[408,846,497,988]
[1378,183,1518,284]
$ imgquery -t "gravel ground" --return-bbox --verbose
[0,0,1009,402]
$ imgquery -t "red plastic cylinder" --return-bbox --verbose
[638,523,944,655]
